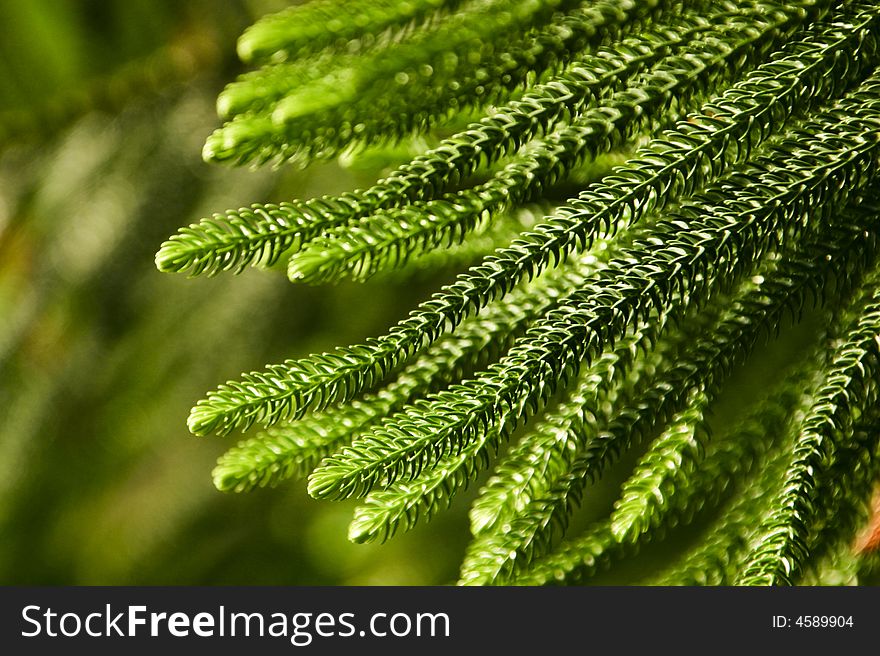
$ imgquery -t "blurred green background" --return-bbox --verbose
[0,0,476,585]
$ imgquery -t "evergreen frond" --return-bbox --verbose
[236,0,463,64]
[737,266,880,585]
[155,0,880,586]
[192,19,866,434]
[457,206,880,584]
[155,195,359,276]
[288,1,854,283]
[304,72,880,503]
[348,310,664,543]
[526,372,809,585]
[212,243,609,491]
[465,299,678,538]
[158,1,871,280]
[609,389,711,543]
[157,6,693,277]
[190,3,876,430]
[371,204,548,280]
[657,409,880,585]
[651,439,795,585]
[205,0,673,166]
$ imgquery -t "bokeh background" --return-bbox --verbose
[0,0,479,585]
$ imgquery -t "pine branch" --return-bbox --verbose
[737,265,880,585]
[370,204,549,281]
[609,388,711,543]
[236,0,463,64]
[348,310,665,543]
[215,51,360,120]
[222,2,666,131]
[457,201,880,584]
[150,0,880,586]
[651,439,795,585]
[288,1,843,283]
[304,74,880,504]
[205,0,671,166]
[466,282,683,538]
[157,2,684,277]
[657,409,880,585]
[212,242,610,492]
[157,0,859,280]
[155,195,360,276]
[182,3,872,437]
[524,372,810,585]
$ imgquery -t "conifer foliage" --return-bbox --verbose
[158,0,880,584]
